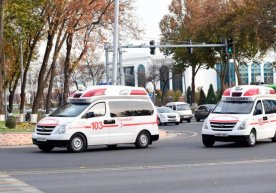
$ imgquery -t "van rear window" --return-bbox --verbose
[109,101,154,117]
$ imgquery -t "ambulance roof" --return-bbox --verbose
[222,85,276,101]
[68,85,149,103]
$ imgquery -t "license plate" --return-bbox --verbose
[37,137,47,142]
[215,133,228,137]
[169,119,176,121]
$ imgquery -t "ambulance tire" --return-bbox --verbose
[271,132,276,142]
[202,137,215,147]
[246,130,256,147]
[135,131,150,148]
[38,145,54,152]
[67,134,86,153]
[187,119,191,123]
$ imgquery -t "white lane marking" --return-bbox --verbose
[5,158,276,176]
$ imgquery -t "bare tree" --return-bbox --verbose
[0,0,4,116]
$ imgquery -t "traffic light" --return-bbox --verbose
[149,40,155,55]
[227,39,233,54]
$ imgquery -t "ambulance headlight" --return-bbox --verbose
[55,125,69,134]
[203,120,209,130]
[238,120,247,130]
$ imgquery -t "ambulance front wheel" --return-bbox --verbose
[135,131,150,148]
[67,134,86,153]
[202,136,215,147]
[246,130,256,147]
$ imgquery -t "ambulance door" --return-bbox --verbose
[82,102,109,145]
[263,100,276,138]
[108,100,135,144]
[252,100,267,139]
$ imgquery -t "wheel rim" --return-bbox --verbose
[140,134,148,146]
[72,137,83,151]
[249,132,256,145]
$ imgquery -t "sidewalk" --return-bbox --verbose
[0,174,43,193]
[0,130,167,147]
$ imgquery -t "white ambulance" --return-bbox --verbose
[32,86,159,152]
[202,85,276,147]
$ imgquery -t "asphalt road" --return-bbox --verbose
[1,119,276,193]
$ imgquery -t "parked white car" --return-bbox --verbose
[166,102,193,123]
[156,106,180,126]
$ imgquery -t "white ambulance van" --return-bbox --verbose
[202,85,276,147]
[32,86,159,152]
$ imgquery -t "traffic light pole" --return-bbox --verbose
[105,42,228,86]
[120,43,226,49]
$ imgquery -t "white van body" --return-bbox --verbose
[202,85,276,147]
[32,86,159,152]
[166,102,193,123]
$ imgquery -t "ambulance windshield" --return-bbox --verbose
[213,101,254,114]
[49,103,90,117]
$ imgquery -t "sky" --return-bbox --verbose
[133,0,171,42]
[117,0,172,55]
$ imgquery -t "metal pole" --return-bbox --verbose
[119,48,124,85]
[105,48,109,84]
[112,0,119,85]
[20,36,25,117]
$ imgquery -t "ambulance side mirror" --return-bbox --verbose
[85,112,95,118]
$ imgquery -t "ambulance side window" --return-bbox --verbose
[109,101,132,117]
[85,102,106,118]
[263,100,274,114]
[254,101,263,115]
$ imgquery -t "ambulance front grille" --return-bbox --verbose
[210,122,237,129]
[36,125,56,135]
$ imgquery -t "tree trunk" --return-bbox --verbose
[0,0,4,115]
[8,75,20,113]
[63,33,73,104]
[233,43,242,85]
[32,32,55,114]
[46,25,66,113]
[46,66,54,114]
[20,36,40,114]
[191,66,196,104]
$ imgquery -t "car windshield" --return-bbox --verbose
[177,104,190,110]
[49,103,90,117]
[157,107,174,113]
[212,101,254,114]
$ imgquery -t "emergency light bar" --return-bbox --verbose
[222,85,276,101]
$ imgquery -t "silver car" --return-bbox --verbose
[156,107,180,126]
